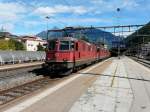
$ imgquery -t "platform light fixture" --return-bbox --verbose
[117,8,121,59]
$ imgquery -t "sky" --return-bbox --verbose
[0,0,149,35]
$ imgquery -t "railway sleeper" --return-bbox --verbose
[22,87,36,91]
[3,93,18,98]
[0,78,51,105]
[12,90,29,94]
[0,95,13,102]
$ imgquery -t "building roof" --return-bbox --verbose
[21,35,47,43]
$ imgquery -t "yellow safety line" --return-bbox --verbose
[110,63,118,87]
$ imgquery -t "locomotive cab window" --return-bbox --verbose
[48,41,56,50]
[60,41,70,50]
[75,43,78,51]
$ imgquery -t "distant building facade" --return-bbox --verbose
[141,42,150,57]
[21,36,47,51]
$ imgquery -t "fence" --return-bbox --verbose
[0,51,46,65]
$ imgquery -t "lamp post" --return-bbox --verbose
[45,16,50,41]
[117,8,120,59]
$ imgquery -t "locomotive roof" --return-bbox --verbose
[48,37,95,46]
[59,37,93,46]
[59,37,78,41]
[48,37,78,41]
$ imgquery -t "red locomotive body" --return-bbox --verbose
[44,37,110,73]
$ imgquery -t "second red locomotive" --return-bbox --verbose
[44,37,110,74]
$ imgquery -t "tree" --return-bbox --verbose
[37,43,45,51]
[14,41,25,50]
[0,39,25,50]
[8,39,16,50]
[9,39,25,50]
[0,40,9,50]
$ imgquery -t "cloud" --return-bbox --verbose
[61,18,108,23]
[91,0,105,4]
[33,5,88,16]
[23,20,45,28]
[50,17,113,26]
[0,0,146,34]
[0,2,26,22]
[122,0,139,10]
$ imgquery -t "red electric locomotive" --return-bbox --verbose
[44,37,110,73]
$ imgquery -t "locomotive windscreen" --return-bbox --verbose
[60,41,70,50]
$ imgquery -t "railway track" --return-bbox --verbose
[0,77,52,105]
[130,57,150,68]
[0,65,45,91]
[0,63,50,105]
[0,58,110,106]
[0,61,75,106]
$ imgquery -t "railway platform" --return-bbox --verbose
[70,57,150,112]
[1,57,150,112]
[0,62,44,71]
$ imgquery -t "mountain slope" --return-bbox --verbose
[36,28,119,47]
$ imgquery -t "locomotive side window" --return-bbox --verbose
[48,41,56,50]
[75,43,78,51]
[71,41,74,50]
[60,41,69,50]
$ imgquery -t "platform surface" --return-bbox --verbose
[2,57,150,112]
[0,62,43,71]
[70,57,150,112]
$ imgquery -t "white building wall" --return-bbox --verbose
[22,36,47,51]
[25,40,40,51]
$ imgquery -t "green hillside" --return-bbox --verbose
[125,22,150,47]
